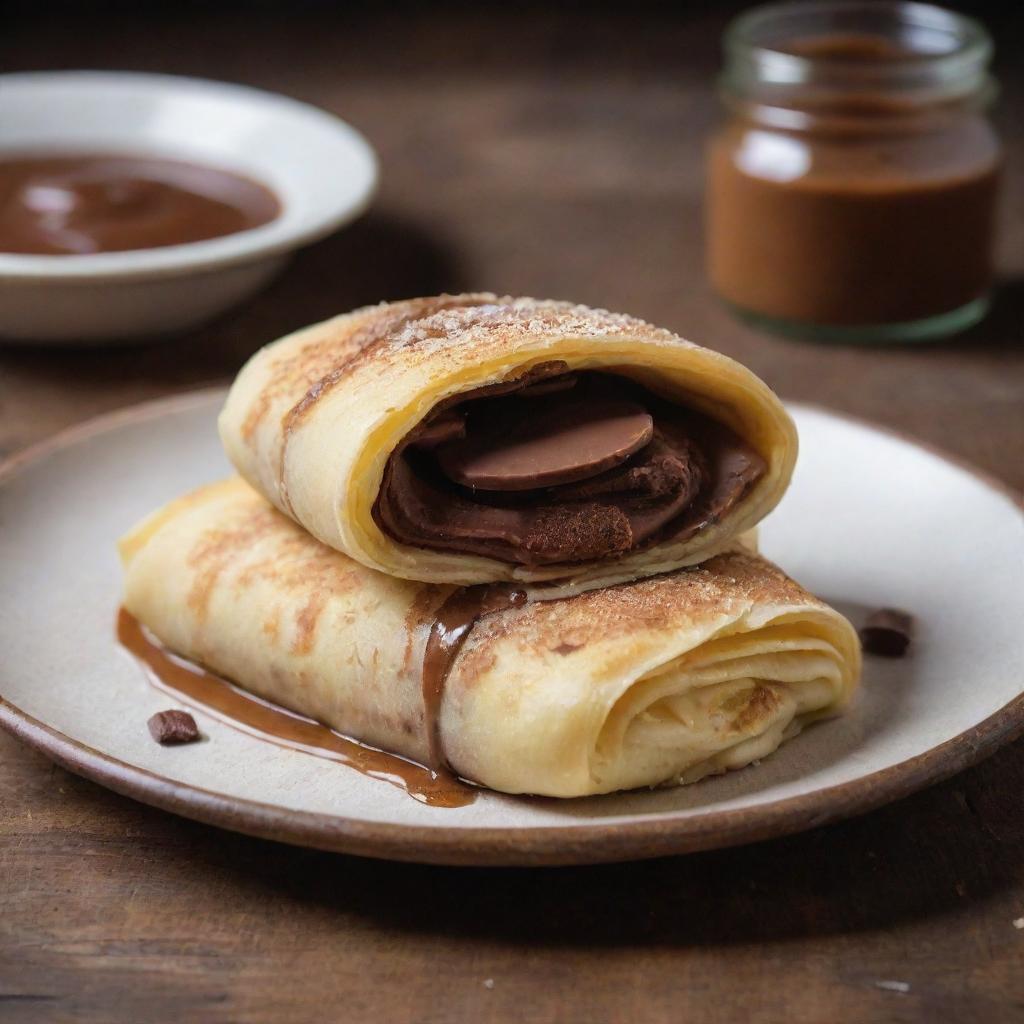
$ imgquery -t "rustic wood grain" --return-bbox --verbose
[0,6,1022,1023]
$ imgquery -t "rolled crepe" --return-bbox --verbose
[219,294,797,588]
[119,478,860,797]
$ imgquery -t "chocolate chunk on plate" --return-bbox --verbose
[860,608,915,657]
[148,709,200,745]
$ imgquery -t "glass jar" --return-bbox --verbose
[706,1,1001,343]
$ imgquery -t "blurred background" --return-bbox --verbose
[1,8,1022,1022]
[0,0,1021,484]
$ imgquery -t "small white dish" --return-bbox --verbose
[0,72,378,344]
[0,394,1021,865]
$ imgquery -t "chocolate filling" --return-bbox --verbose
[374,364,767,567]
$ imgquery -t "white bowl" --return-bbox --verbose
[0,71,378,345]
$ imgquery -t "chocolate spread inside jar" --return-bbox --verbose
[0,153,280,255]
[707,2,1001,342]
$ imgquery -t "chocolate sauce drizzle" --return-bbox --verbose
[116,608,475,808]
[421,584,527,771]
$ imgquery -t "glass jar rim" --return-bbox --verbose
[724,1,993,88]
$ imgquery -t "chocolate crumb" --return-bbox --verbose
[148,710,200,745]
[860,608,915,657]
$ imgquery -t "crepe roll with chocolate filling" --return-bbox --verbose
[219,295,797,589]
[118,479,859,798]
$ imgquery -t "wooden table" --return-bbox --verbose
[2,7,1022,1022]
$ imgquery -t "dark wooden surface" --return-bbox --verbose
[1,8,1022,1023]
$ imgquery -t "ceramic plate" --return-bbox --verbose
[1,391,1021,865]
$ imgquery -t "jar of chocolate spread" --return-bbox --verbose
[706,1,1001,343]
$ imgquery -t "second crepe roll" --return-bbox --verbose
[119,478,860,798]
[219,294,796,587]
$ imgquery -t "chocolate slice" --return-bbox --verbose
[436,400,654,491]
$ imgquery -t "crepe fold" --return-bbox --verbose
[119,478,859,798]
[218,294,797,588]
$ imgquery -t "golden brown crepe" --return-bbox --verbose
[218,294,797,589]
[119,478,860,798]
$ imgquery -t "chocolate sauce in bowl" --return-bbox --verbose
[116,608,475,808]
[0,154,280,255]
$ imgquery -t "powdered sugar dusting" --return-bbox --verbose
[389,296,684,353]
[453,549,822,683]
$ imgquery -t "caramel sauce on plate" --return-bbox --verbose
[117,609,475,808]
[0,154,280,255]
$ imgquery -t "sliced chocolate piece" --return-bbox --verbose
[412,410,466,450]
[437,399,654,491]
[859,608,915,657]
[514,374,578,398]
[148,709,200,745]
